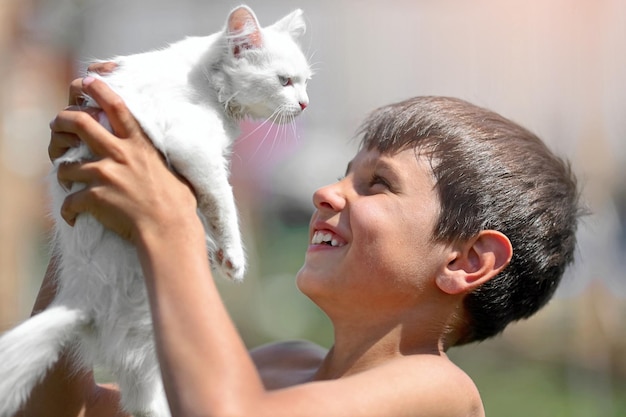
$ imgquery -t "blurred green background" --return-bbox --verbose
[1,0,625,415]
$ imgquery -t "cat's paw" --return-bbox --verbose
[212,246,246,281]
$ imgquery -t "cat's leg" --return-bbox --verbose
[161,117,245,281]
[0,305,87,417]
[187,154,245,281]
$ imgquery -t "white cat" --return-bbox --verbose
[0,5,310,417]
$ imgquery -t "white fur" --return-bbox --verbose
[0,6,310,417]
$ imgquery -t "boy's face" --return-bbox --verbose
[297,147,453,318]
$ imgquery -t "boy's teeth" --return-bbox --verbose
[311,231,345,247]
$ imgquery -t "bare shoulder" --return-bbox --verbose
[249,342,483,417]
[383,354,485,417]
[250,340,327,390]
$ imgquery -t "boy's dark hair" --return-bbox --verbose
[358,96,582,345]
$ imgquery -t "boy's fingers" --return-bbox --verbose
[82,77,140,139]
[50,109,119,159]
[60,187,91,227]
[68,78,86,105]
[49,107,104,161]
[59,181,133,241]
[58,161,111,227]
[56,161,98,187]
[48,132,80,162]
[68,62,117,105]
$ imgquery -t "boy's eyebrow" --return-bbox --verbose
[372,158,398,175]
[344,155,397,177]
[374,159,393,171]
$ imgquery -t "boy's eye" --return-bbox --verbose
[278,75,293,86]
[369,174,391,190]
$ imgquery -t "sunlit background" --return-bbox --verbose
[1,0,625,415]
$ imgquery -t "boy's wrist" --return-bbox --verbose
[135,209,206,260]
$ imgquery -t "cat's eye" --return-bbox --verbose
[278,75,293,86]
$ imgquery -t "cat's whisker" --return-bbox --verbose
[286,113,295,140]
[289,115,297,137]
[252,117,279,160]
[267,106,283,125]
[284,109,296,136]
[273,107,292,153]
[244,106,283,160]
[309,62,322,76]
[271,111,293,153]
[236,114,276,144]
[270,107,290,152]
[268,112,280,154]
[273,109,289,154]
[285,120,293,145]
[306,50,321,75]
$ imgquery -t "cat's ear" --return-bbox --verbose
[226,6,263,57]
[270,9,306,40]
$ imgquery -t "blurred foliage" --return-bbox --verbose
[449,346,626,417]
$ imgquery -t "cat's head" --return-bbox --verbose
[218,6,311,123]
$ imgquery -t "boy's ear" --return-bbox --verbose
[436,230,513,295]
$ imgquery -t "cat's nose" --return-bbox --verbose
[299,102,308,111]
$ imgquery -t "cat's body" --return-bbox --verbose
[0,6,310,417]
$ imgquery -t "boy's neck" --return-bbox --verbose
[313,318,446,381]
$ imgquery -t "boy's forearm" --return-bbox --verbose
[30,253,60,316]
[136,216,265,416]
[15,354,91,417]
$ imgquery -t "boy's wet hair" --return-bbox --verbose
[359,96,583,344]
